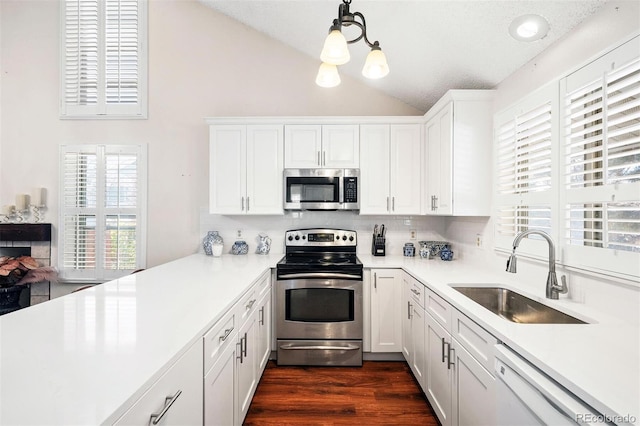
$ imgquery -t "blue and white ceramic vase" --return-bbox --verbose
[231,240,249,255]
[203,231,223,256]
[440,247,454,261]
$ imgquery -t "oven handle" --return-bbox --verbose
[279,343,360,351]
[277,272,362,280]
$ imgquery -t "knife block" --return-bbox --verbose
[372,237,386,256]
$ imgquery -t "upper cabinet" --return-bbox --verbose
[360,123,422,215]
[423,90,494,216]
[209,124,284,215]
[284,124,359,168]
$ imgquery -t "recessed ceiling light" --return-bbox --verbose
[509,14,550,42]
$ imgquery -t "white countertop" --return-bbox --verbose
[359,254,640,426]
[0,253,638,425]
[0,253,281,425]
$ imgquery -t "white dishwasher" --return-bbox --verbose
[494,344,607,426]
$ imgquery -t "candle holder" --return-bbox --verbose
[13,208,28,223]
[1,207,16,223]
[30,204,46,223]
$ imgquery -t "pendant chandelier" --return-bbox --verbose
[316,0,389,88]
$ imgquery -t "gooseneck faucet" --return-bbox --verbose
[506,230,568,299]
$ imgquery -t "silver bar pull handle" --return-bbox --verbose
[149,390,182,425]
[241,196,245,211]
[441,337,446,363]
[407,301,412,319]
[259,306,264,325]
[236,341,243,363]
[323,151,326,166]
[392,197,395,211]
[247,196,250,212]
[387,196,390,212]
[219,327,234,342]
[317,151,321,166]
[434,196,438,210]
[242,332,248,357]
[246,299,256,310]
[447,345,455,370]
[278,272,362,280]
[374,272,377,289]
[279,343,360,351]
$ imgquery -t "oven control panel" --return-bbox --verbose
[285,229,357,246]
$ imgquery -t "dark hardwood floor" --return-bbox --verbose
[244,361,440,425]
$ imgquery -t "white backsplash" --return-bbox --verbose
[199,208,447,257]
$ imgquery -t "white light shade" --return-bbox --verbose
[315,62,341,87]
[509,14,550,42]
[320,29,350,65]
[362,48,389,79]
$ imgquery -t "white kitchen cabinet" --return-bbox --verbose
[256,280,272,373]
[209,124,283,214]
[423,287,498,426]
[204,337,237,426]
[401,272,426,388]
[236,305,258,423]
[369,269,403,353]
[284,124,359,168]
[360,124,422,215]
[423,90,494,216]
[114,340,203,426]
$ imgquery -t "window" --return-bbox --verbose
[494,83,558,257]
[59,145,147,281]
[60,0,147,118]
[561,38,640,277]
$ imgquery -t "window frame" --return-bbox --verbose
[59,0,148,119]
[59,144,148,282]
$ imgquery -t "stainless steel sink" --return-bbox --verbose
[451,286,587,324]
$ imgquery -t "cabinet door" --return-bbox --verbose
[390,124,422,214]
[256,290,272,373]
[236,309,258,424]
[210,125,246,214]
[401,274,413,360]
[360,125,391,214]
[411,303,426,390]
[451,340,496,426]
[322,124,359,168]
[370,269,402,352]
[284,125,322,168]
[204,339,237,426]
[436,104,453,215]
[425,313,453,426]
[425,117,441,214]
[115,340,203,426]
[246,125,284,215]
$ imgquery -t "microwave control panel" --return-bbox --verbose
[344,177,358,203]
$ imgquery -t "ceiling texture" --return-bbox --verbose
[200,0,608,113]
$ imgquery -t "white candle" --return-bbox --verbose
[2,205,14,215]
[31,188,46,206]
[15,194,29,211]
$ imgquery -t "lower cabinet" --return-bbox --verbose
[204,270,271,426]
[115,339,204,425]
[369,269,403,352]
[424,288,497,426]
[402,272,426,387]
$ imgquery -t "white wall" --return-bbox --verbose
[443,0,640,324]
[0,0,421,268]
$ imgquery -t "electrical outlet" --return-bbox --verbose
[476,233,483,248]
[410,230,417,240]
[237,229,242,238]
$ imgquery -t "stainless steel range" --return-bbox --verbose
[275,228,363,366]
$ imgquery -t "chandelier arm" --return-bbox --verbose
[350,11,376,48]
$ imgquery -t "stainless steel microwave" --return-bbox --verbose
[283,169,359,211]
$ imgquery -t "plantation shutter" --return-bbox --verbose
[61,0,147,118]
[494,84,556,255]
[561,37,640,277]
[60,145,147,281]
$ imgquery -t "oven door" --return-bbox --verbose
[276,278,363,341]
[283,169,343,210]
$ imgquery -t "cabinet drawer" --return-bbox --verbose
[237,287,258,326]
[425,288,452,329]
[203,309,236,375]
[255,270,271,299]
[408,276,425,308]
[451,308,498,373]
[115,340,203,426]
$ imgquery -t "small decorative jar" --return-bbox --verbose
[203,231,223,256]
[231,240,249,255]
[418,241,430,259]
[440,247,454,261]
[403,243,415,257]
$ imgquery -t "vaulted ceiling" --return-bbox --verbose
[200,0,608,112]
